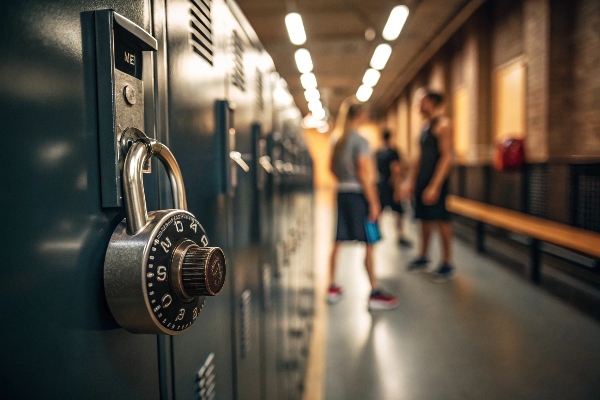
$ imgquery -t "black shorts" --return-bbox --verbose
[414,184,451,221]
[335,192,368,243]
[378,184,404,214]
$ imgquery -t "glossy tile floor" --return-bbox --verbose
[316,189,600,400]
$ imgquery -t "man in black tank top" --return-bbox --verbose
[403,89,455,282]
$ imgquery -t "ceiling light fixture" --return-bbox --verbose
[295,48,313,73]
[382,5,409,41]
[304,88,320,102]
[356,85,373,102]
[313,108,326,120]
[370,44,392,70]
[317,122,329,133]
[285,13,307,45]
[300,72,318,89]
[362,69,381,87]
[308,100,323,112]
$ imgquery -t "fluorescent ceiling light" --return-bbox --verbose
[362,69,381,87]
[313,108,326,120]
[304,88,320,102]
[285,13,307,45]
[317,122,329,133]
[356,85,373,102]
[300,73,318,89]
[382,5,409,41]
[370,44,392,70]
[308,100,323,112]
[295,48,313,73]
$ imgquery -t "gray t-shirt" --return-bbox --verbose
[332,130,370,193]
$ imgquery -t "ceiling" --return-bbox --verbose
[235,0,478,117]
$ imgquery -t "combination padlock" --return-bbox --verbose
[104,128,226,335]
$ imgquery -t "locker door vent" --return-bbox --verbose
[189,0,213,65]
[255,68,264,111]
[575,165,600,233]
[232,31,246,91]
[196,352,216,400]
[528,164,548,218]
[240,289,251,358]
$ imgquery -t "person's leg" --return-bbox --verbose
[366,243,398,309]
[364,244,378,290]
[327,242,344,303]
[407,219,433,271]
[420,221,434,258]
[396,212,412,247]
[431,221,455,282]
[396,212,403,236]
[439,221,452,264]
[329,242,342,285]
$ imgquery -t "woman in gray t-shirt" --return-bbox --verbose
[327,104,398,310]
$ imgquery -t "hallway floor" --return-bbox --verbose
[310,189,600,400]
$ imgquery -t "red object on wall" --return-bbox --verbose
[493,138,525,171]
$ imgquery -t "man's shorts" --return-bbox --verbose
[335,192,368,243]
[378,184,404,214]
[414,183,451,221]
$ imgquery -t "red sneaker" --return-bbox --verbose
[327,284,343,304]
[368,290,398,310]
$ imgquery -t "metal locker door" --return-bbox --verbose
[0,4,163,399]
[161,0,235,399]
[252,122,279,400]
[221,6,262,398]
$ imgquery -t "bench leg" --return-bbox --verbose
[529,238,542,284]
[476,221,485,253]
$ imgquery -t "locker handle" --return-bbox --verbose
[259,155,274,173]
[230,151,250,172]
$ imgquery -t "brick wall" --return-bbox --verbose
[492,0,524,67]
[570,0,600,157]
[549,0,600,159]
[548,0,576,159]
[524,0,550,162]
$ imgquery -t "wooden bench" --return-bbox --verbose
[446,195,600,283]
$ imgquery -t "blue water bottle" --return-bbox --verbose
[364,219,382,244]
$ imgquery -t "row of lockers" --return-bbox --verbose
[0,0,315,399]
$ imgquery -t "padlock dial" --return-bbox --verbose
[143,212,222,333]
[181,246,226,296]
[171,240,227,301]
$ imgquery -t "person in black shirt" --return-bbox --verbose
[403,88,455,282]
[375,131,412,247]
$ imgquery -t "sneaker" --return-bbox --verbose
[327,284,343,304]
[407,256,430,273]
[368,290,398,310]
[431,263,455,283]
[398,237,413,248]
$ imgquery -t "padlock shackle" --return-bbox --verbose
[123,139,188,235]
[123,141,150,234]
[150,139,188,211]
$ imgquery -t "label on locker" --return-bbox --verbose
[114,40,143,79]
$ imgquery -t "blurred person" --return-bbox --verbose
[375,130,413,248]
[328,103,398,310]
[403,89,455,282]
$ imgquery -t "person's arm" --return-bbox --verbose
[389,153,403,202]
[402,141,421,200]
[329,156,337,178]
[357,155,381,222]
[422,117,453,205]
